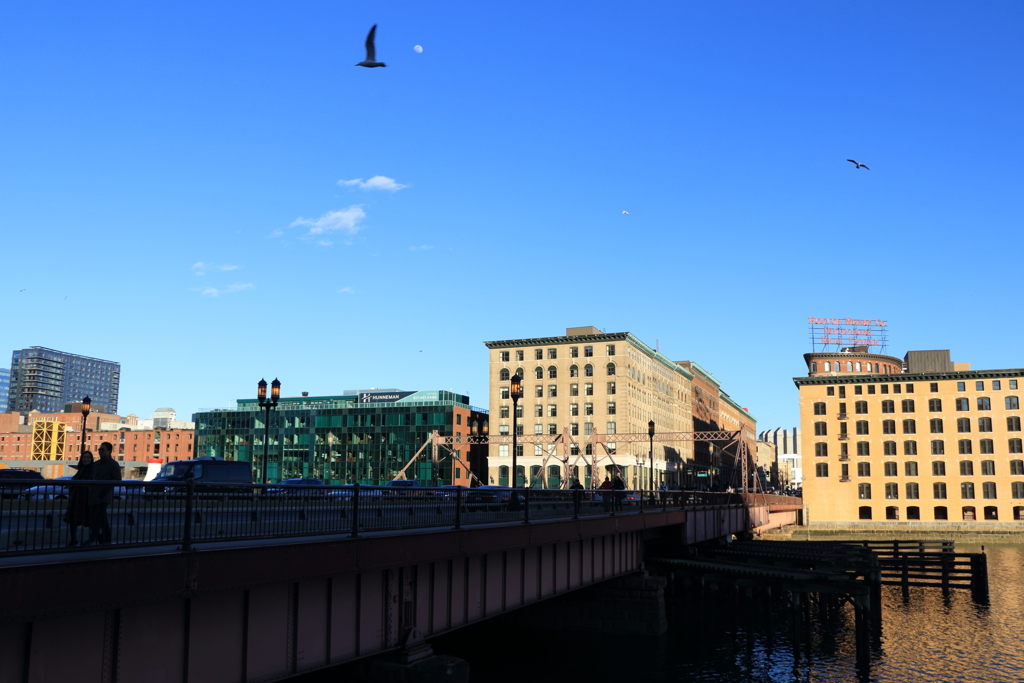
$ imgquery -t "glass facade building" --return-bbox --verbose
[7,347,120,415]
[0,368,9,410]
[194,390,488,485]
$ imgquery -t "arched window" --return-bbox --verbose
[886,506,899,520]
[570,365,579,378]
[1010,460,1024,475]
[855,362,862,372]
[824,361,831,372]
[858,483,871,499]
[499,368,510,381]
[1011,481,1024,499]
[548,366,557,379]
[875,363,880,373]
[847,362,853,372]
[606,363,616,376]
[907,506,921,520]
[585,364,594,377]
[811,362,818,372]
[934,506,948,520]
[534,367,543,380]
[962,506,976,520]
[859,506,872,520]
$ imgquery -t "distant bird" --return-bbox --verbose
[847,159,870,170]
[356,25,386,68]
[622,211,629,215]
[19,289,25,292]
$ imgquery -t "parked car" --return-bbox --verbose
[326,484,383,500]
[436,485,469,499]
[382,480,424,495]
[149,459,252,492]
[266,478,326,496]
[21,476,74,501]
[464,485,523,509]
[0,469,45,498]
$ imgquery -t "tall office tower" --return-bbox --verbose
[0,368,9,412]
[7,347,120,415]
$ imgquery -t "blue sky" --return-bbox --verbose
[2,1,1022,428]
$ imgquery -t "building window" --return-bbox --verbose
[839,387,847,398]
[607,382,616,395]
[930,383,939,392]
[547,349,557,360]
[1011,438,1024,453]
[882,400,895,414]
[859,506,872,520]
[1007,396,1020,410]
[931,440,945,455]
[957,382,966,392]
[856,421,869,435]
[499,425,510,435]
[570,384,579,397]
[928,399,942,412]
[532,405,542,418]
[1011,460,1024,476]
[546,424,556,435]
[499,406,510,419]
[814,422,827,436]
[499,369,510,381]
[902,400,916,413]
[547,366,557,379]
[855,385,863,395]
[933,461,946,476]
[535,367,543,380]
[547,405,557,418]
[815,443,828,457]
[930,419,944,434]
[606,344,616,356]
[855,362,862,372]
[904,441,918,455]
[881,419,896,434]
[961,483,975,499]
[958,439,973,454]
[535,349,543,360]
[499,352,510,362]
[584,365,594,377]
[811,362,818,372]
[903,419,916,434]
[858,483,871,499]
[905,461,919,476]
[1013,482,1024,499]
[868,385,876,394]
[976,381,985,391]
[606,422,616,434]
[607,402,616,415]
[548,385,557,398]
[585,383,594,396]
[977,397,991,411]
[934,483,947,499]
[816,463,829,477]
[827,387,835,396]
[846,362,853,372]
[907,483,920,499]
[994,381,1002,390]
[855,401,868,414]
[884,441,897,455]
[516,350,524,361]
[981,460,996,476]
[960,460,974,476]
[893,384,901,394]
[885,483,899,499]
[1009,417,1022,432]
[584,403,594,416]
[814,402,826,415]
[978,417,993,432]
[500,388,510,400]
[606,363,616,376]
[955,398,969,411]
[584,346,593,357]
[881,384,889,394]
[857,441,870,456]
[535,386,544,398]
[570,365,579,378]
[1012,380,1019,390]
[858,462,871,477]
[883,461,896,476]
[569,347,578,358]
[957,418,971,433]
[980,439,994,454]
[570,423,579,436]
[570,403,579,416]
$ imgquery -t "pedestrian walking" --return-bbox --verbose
[64,451,94,546]
[88,441,122,545]
[612,474,626,511]
[599,477,613,512]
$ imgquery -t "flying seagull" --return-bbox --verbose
[356,25,386,68]
[622,211,629,215]
[847,159,869,170]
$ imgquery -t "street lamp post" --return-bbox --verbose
[257,378,281,484]
[509,373,522,509]
[80,396,92,455]
[648,420,655,500]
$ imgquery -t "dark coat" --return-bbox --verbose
[64,463,93,526]
[88,455,123,506]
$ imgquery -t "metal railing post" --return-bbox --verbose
[639,488,645,513]
[351,483,360,538]
[454,487,462,530]
[182,478,195,552]
[522,487,530,524]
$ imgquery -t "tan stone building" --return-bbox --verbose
[484,327,757,490]
[796,348,1024,523]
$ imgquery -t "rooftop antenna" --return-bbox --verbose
[656,339,661,353]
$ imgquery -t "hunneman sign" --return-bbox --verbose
[808,316,889,352]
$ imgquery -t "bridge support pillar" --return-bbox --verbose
[362,628,470,683]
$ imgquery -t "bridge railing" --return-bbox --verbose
[0,480,743,557]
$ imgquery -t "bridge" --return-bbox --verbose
[0,483,802,683]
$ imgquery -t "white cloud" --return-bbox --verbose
[192,262,207,276]
[317,239,333,247]
[409,245,434,251]
[193,261,240,274]
[337,175,406,192]
[219,264,240,271]
[338,287,355,294]
[290,206,366,238]
[201,283,254,297]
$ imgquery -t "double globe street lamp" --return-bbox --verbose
[257,378,281,484]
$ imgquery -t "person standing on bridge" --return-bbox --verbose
[64,450,94,546]
[612,474,626,511]
[87,441,122,545]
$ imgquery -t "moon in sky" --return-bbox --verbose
[413,45,423,53]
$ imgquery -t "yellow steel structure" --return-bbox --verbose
[31,420,66,461]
